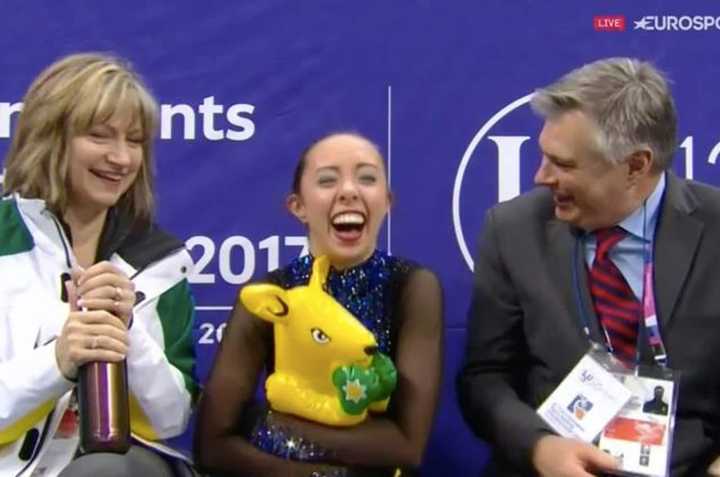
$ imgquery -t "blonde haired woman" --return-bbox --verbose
[0,53,197,476]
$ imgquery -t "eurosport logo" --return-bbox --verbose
[634,15,720,31]
[452,93,536,272]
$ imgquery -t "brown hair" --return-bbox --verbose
[291,131,387,194]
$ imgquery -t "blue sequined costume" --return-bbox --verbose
[249,250,414,468]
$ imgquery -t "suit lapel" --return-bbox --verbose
[654,174,703,331]
[545,219,603,346]
[541,174,702,361]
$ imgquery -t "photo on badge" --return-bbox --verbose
[598,372,676,477]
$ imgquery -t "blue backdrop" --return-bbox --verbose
[2,1,719,474]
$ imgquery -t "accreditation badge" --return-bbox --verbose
[537,346,633,442]
[598,367,677,477]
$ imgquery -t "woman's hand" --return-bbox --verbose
[55,273,130,381]
[75,261,136,326]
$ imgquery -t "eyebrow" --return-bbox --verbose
[543,151,574,165]
[88,123,143,135]
[315,166,340,175]
[356,162,381,170]
[314,162,381,174]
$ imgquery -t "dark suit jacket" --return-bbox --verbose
[643,398,670,416]
[457,173,720,477]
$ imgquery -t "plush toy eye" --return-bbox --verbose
[311,328,330,344]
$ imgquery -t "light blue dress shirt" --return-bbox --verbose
[584,173,666,300]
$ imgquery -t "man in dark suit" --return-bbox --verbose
[457,57,720,476]
[643,386,669,416]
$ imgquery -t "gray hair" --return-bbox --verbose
[531,58,677,171]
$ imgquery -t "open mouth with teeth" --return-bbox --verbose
[91,169,124,183]
[554,192,574,208]
[331,211,366,242]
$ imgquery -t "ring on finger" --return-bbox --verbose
[114,286,122,301]
[91,336,99,350]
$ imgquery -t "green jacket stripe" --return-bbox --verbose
[0,200,34,256]
[155,278,199,402]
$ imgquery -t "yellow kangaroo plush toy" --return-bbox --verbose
[239,255,397,426]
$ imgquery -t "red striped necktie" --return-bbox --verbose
[588,227,641,362]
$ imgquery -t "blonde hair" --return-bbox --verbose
[3,52,158,220]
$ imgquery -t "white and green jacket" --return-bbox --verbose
[0,194,198,477]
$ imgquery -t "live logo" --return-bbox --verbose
[594,15,626,31]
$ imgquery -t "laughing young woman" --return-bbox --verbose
[0,53,197,476]
[195,133,443,477]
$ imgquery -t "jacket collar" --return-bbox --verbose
[13,194,183,271]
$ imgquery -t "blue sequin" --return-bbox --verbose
[250,250,412,463]
[250,411,332,461]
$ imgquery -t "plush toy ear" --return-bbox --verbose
[239,284,290,325]
[309,255,330,290]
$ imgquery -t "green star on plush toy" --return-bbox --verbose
[332,352,397,415]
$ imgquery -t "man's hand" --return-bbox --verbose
[708,454,720,476]
[532,435,618,477]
